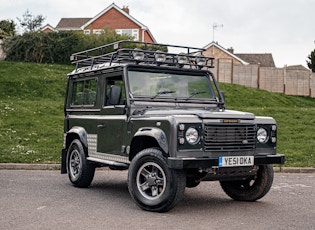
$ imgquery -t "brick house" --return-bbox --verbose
[40,24,58,33]
[203,41,276,67]
[46,3,156,43]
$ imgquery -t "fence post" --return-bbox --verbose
[257,65,260,89]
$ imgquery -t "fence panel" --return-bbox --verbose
[233,65,258,88]
[259,67,284,93]
[217,60,232,83]
[285,69,310,96]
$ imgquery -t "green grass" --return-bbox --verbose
[0,61,314,167]
[0,61,72,163]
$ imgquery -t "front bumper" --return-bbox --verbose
[167,154,285,169]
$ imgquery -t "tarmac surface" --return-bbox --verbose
[1,169,315,229]
[1,163,315,173]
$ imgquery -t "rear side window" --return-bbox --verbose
[72,79,97,106]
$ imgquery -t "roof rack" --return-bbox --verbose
[70,40,214,71]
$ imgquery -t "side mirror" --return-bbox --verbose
[108,85,122,105]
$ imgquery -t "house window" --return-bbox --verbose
[84,30,91,35]
[115,29,139,41]
[93,29,103,35]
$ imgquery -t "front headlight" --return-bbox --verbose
[185,127,199,145]
[257,128,268,143]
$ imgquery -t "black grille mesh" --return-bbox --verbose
[204,124,256,151]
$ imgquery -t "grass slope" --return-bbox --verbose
[0,61,314,167]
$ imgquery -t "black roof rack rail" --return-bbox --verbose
[70,40,214,71]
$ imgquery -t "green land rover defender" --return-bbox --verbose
[61,40,285,212]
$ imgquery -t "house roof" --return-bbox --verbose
[40,24,58,32]
[80,3,156,42]
[234,53,275,67]
[203,42,249,65]
[56,18,92,30]
[285,65,309,71]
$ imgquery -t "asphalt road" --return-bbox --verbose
[0,170,314,230]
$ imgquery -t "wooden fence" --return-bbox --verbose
[214,59,315,98]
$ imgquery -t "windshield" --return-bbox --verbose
[128,70,215,100]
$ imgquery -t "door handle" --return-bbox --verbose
[97,124,106,129]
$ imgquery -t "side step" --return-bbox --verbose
[87,157,129,170]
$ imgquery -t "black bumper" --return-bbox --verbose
[167,154,285,169]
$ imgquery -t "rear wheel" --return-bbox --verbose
[220,165,274,201]
[127,148,186,212]
[67,139,95,188]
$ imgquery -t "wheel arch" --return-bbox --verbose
[65,126,88,151]
[129,127,169,161]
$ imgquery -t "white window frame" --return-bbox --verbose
[93,29,103,35]
[115,29,139,41]
[84,30,91,35]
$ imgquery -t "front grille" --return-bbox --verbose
[204,123,256,151]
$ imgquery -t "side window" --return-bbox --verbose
[72,79,97,106]
[105,76,126,106]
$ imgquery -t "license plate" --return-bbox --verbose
[219,156,254,167]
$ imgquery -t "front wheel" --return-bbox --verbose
[220,165,274,201]
[67,139,95,188]
[127,148,186,212]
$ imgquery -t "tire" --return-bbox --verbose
[67,139,95,188]
[220,165,274,201]
[127,148,186,212]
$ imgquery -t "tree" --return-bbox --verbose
[307,49,315,73]
[0,20,16,38]
[17,9,45,33]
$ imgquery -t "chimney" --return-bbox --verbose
[227,47,234,54]
[122,6,129,14]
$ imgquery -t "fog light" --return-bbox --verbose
[195,55,206,66]
[177,53,188,65]
[272,137,276,143]
[133,48,144,60]
[154,50,166,62]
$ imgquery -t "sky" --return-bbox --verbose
[1,0,315,67]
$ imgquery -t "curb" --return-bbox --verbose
[0,163,315,173]
[0,163,60,170]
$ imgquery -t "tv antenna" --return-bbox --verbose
[212,23,223,42]
[212,23,223,55]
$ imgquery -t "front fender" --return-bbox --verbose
[66,126,88,149]
[133,127,168,154]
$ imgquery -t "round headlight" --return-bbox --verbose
[185,127,199,145]
[257,128,268,143]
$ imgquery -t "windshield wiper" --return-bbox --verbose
[151,90,176,99]
[186,91,206,99]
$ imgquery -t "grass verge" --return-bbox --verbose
[0,61,314,167]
